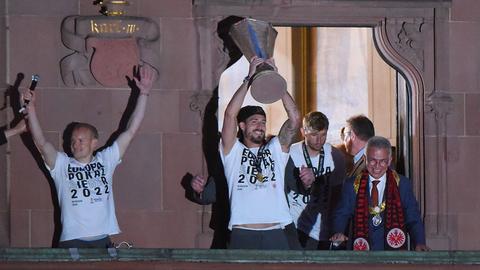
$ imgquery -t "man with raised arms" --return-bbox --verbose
[23,65,156,248]
[220,56,300,249]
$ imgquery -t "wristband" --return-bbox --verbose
[243,76,250,84]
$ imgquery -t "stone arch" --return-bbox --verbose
[373,17,429,210]
[193,0,446,247]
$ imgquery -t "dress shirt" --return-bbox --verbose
[354,147,366,164]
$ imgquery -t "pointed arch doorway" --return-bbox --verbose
[193,0,444,247]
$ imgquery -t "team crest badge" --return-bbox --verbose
[353,237,370,251]
[386,228,406,249]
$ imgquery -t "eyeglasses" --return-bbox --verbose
[366,158,389,167]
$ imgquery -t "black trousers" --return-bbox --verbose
[229,227,290,250]
[58,236,113,248]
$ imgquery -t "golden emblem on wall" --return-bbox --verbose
[94,0,130,16]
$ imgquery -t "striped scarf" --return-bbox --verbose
[352,168,407,250]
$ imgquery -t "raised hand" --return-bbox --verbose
[21,89,36,113]
[133,64,156,95]
[247,56,265,78]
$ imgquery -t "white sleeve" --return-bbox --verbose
[99,142,121,168]
[219,138,241,164]
[269,137,289,165]
[47,152,68,187]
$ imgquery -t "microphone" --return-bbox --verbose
[19,74,39,113]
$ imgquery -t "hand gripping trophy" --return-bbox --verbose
[229,18,287,104]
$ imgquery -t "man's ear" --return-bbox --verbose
[350,130,357,142]
[239,122,245,132]
[300,127,305,137]
[91,138,99,149]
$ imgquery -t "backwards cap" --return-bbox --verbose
[236,105,266,123]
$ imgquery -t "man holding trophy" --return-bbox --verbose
[219,18,301,249]
[220,53,300,249]
[214,17,301,250]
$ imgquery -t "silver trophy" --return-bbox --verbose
[229,18,287,104]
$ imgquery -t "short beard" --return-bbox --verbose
[248,131,265,144]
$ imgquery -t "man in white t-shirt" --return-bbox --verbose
[286,111,346,249]
[23,65,156,248]
[220,56,300,249]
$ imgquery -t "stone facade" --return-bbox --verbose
[0,0,479,251]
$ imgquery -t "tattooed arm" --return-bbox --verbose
[278,91,300,153]
[258,58,300,153]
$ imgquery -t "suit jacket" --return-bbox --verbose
[348,156,366,178]
[333,173,426,250]
[191,176,217,205]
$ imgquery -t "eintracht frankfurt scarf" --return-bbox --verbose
[352,168,407,250]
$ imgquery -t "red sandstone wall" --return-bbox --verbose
[5,0,205,248]
[424,0,480,250]
[0,0,8,248]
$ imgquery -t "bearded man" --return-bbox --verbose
[220,56,300,249]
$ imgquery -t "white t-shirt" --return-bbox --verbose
[48,142,121,241]
[287,141,335,241]
[220,137,292,230]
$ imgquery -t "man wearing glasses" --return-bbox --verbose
[330,136,429,251]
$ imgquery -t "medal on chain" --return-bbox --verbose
[250,143,267,183]
[256,172,264,182]
[369,202,386,227]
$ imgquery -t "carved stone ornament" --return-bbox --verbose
[189,90,213,119]
[60,15,160,87]
[387,18,427,72]
[426,92,454,122]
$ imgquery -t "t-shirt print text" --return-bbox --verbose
[237,147,276,191]
[68,162,110,206]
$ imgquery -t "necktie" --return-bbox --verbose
[371,180,380,207]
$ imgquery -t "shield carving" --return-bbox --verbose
[87,37,140,87]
